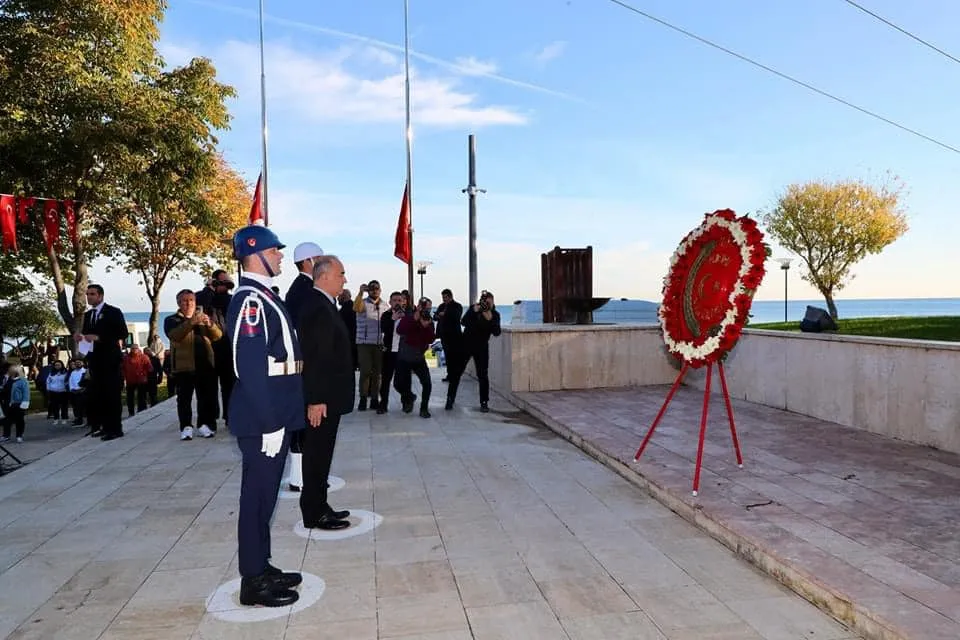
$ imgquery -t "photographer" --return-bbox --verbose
[196,269,235,429]
[377,292,407,414]
[445,290,501,413]
[395,297,436,418]
[433,288,463,382]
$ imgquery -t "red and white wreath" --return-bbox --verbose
[659,209,768,367]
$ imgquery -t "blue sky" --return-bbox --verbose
[96,0,960,310]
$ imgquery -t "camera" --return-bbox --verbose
[478,290,492,312]
[392,303,403,314]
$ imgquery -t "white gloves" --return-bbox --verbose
[19,402,29,410]
[261,427,285,458]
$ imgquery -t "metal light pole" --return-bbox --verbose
[462,134,486,304]
[776,258,793,322]
[416,260,432,300]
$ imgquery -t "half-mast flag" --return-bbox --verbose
[394,183,411,264]
[43,200,60,251]
[249,173,264,226]
[0,194,16,252]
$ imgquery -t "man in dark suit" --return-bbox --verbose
[433,288,464,383]
[298,254,355,530]
[283,241,324,493]
[74,284,127,440]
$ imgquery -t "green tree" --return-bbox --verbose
[762,178,908,319]
[0,0,166,332]
[0,290,63,365]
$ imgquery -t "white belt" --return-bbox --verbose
[268,359,303,376]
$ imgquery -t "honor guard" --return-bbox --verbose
[226,224,307,608]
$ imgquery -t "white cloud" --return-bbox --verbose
[215,41,527,128]
[534,41,567,64]
[454,56,498,76]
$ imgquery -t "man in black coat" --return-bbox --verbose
[283,241,325,493]
[196,269,235,430]
[433,288,464,382]
[297,254,355,530]
[74,284,128,440]
[337,289,357,370]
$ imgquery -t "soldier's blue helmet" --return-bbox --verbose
[233,225,285,260]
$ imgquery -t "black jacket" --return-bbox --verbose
[339,304,357,343]
[298,289,355,416]
[81,304,128,370]
[462,306,502,348]
[284,273,315,327]
[434,301,464,342]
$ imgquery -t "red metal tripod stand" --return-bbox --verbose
[634,361,743,496]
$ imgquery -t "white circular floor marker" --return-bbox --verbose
[205,571,325,623]
[293,509,383,541]
[278,475,345,500]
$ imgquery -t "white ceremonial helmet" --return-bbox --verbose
[292,242,324,263]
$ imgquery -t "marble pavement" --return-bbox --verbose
[0,372,856,639]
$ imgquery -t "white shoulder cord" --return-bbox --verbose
[232,285,295,378]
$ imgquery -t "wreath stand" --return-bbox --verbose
[0,442,23,476]
[634,360,743,496]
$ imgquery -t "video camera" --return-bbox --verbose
[478,290,492,312]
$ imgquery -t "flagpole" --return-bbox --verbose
[403,0,415,295]
[258,0,270,226]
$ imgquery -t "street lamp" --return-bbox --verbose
[416,260,432,300]
[775,258,793,322]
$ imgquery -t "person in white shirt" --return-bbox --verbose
[68,359,88,426]
[45,361,69,424]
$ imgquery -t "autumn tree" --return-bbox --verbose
[0,290,62,363]
[0,0,166,332]
[762,178,908,319]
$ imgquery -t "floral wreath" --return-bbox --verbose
[659,209,768,367]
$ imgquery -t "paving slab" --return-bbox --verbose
[0,372,855,639]
[513,384,960,640]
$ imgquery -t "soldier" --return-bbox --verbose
[226,225,306,607]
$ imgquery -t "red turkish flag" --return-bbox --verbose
[394,183,411,264]
[64,199,78,244]
[17,197,35,224]
[0,194,17,252]
[43,200,60,251]
[249,173,264,226]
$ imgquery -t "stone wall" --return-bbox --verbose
[490,325,960,454]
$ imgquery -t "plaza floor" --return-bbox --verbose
[0,372,855,639]
[515,384,960,640]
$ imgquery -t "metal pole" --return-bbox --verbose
[463,135,485,304]
[783,267,788,322]
[402,0,415,295]
[258,0,270,225]
[419,271,424,300]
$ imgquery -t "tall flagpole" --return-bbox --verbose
[403,0,415,295]
[258,0,270,226]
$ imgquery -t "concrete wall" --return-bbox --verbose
[491,324,960,454]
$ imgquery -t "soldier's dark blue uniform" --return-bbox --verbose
[226,225,306,607]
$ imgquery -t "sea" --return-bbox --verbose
[127,298,960,341]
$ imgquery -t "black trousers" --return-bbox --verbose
[379,351,397,408]
[126,384,148,416]
[71,391,86,422]
[394,358,431,409]
[146,381,158,406]
[47,391,70,419]
[211,363,235,426]
[237,432,289,578]
[175,371,218,429]
[88,365,123,436]
[446,344,490,403]
[2,406,25,438]
[300,414,341,524]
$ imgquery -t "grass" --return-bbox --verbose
[750,316,960,342]
[27,384,171,415]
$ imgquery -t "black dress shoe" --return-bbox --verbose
[420,408,431,419]
[324,505,350,520]
[264,563,303,588]
[89,429,103,437]
[101,432,124,441]
[376,406,387,415]
[304,514,350,530]
[288,484,301,492]
[445,398,454,411]
[480,402,489,413]
[239,575,299,607]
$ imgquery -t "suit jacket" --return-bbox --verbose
[284,273,315,327]
[298,288,355,416]
[81,303,127,370]
[434,301,464,342]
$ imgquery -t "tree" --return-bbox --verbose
[112,153,251,346]
[0,290,63,366]
[0,0,166,333]
[762,178,908,319]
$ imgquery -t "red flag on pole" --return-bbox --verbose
[64,199,78,245]
[17,197,35,224]
[0,194,17,252]
[249,173,264,226]
[394,183,411,264]
[43,200,61,250]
